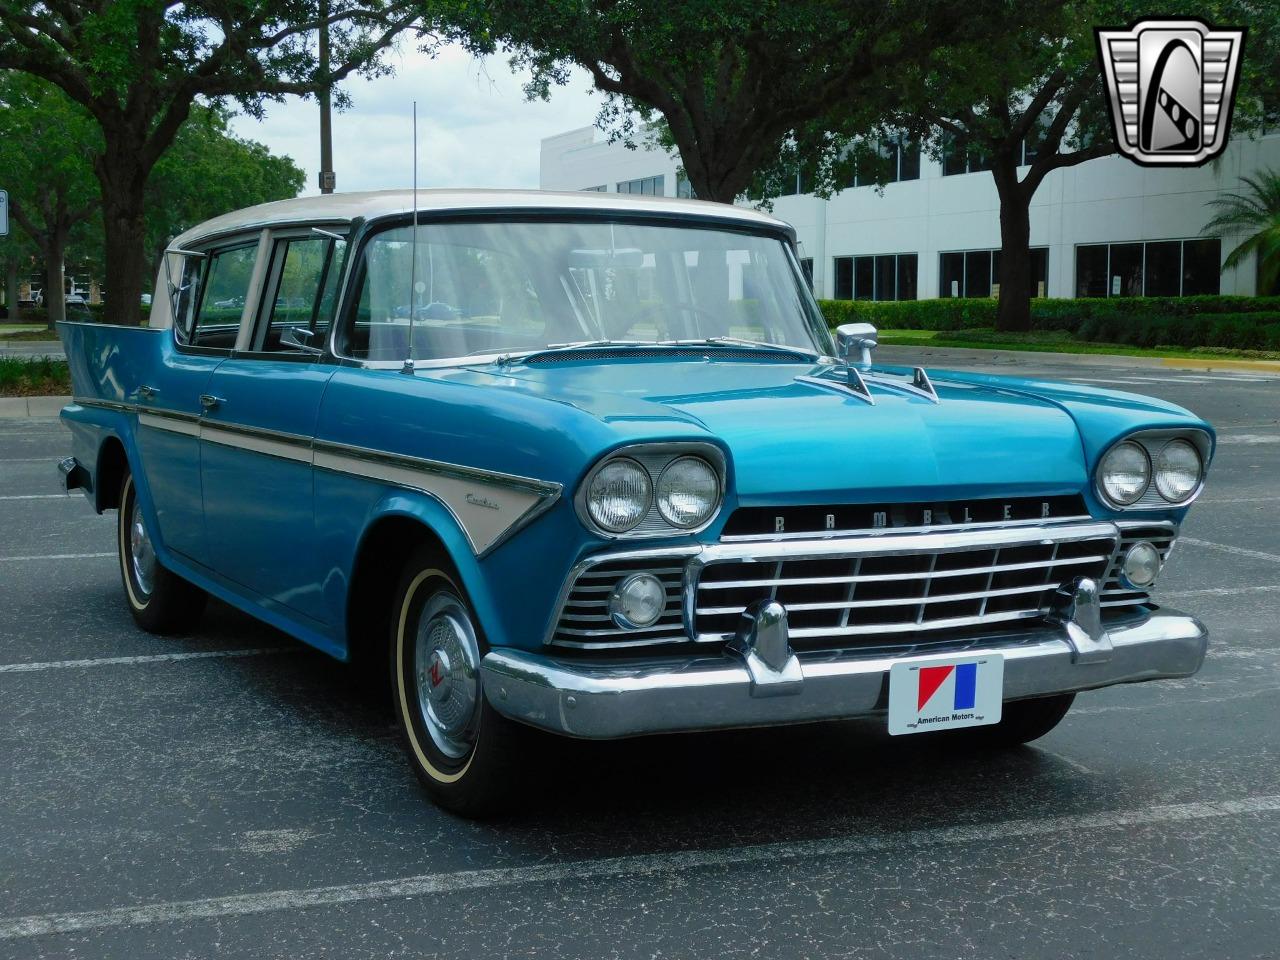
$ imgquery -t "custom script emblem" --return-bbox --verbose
[465,493,500,511]
[1096,18,1245,166]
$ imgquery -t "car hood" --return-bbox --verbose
[449,359,1091,503]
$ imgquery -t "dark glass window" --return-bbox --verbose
[964,250,992,298]
[1030,248,1049,297]
[676,173,695,199]
[874,255,897,300]
[942,135,968,176]
[1110,243,1144,297]
[940,252,966,297]
[854,256,875,299]
[833,256,854,300]
[1182,239,1221,295]
[897,253,919,300]
[1144,241,1182,297]
[898,139,920,181]
[1076,245,1109,297]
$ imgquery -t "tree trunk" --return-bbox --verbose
[46,233,67,330]
[95,135,150,327]
[992,160,1033,334]
[5,259,18,323]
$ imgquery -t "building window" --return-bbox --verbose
[941,133,994,176]
[581,185,607,192]
[940,248,1049,297]
[1074,239,1221,297]
[616,175,665,196]
[676,172,695,199]
[832,253,919,301]
[845,136,920,188]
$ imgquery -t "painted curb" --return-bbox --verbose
[0,396,71,419]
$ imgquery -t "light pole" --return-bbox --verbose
[318,0,335,194]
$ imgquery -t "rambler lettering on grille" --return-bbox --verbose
[720,495,1089,539]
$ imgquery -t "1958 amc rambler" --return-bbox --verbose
[59,190,1213,815]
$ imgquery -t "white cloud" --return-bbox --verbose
[227,42,606,195]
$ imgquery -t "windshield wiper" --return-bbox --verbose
[696,337,823,360]
[492,339,664,365]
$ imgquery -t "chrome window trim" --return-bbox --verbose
[574,441,726,540]
[1094,428,1212,510]
[73,396,561,557]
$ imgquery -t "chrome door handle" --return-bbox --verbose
[137,384,158,400]
[199,394,224,411]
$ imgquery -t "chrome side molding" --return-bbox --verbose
[1052,576,1113,664]
[726,599,804,697]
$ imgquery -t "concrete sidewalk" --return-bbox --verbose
[876,343,1280,375]
[0,340,65,360]
[0,396,71,418]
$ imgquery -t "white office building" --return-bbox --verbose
[540,125,1280,302]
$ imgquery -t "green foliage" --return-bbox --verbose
[145,105,306,275]
[0,357,71,396]
[455,1,1032,203]
[818,297,1280,351]
[1202,169,1280,295]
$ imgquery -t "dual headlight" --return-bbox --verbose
[580,449,723,536]
[1097,434,1206,508]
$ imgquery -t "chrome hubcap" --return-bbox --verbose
[414,593,481,759]
[129,500,156,596]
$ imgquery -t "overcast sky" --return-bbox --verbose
[227,42,608,196]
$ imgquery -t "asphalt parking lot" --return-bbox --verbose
[0,353,1277,959]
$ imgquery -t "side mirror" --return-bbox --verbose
[835,322,878,368]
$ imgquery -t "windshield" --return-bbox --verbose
[341,219,830,362]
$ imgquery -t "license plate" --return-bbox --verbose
[887,654,1004,735]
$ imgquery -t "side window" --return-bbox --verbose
[255,236,346,353]
[183,244,257,348]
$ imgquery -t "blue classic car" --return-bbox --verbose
[58,190,1212,815]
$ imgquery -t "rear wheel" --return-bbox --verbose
[390,549,530,817]
[117,471,207,634]
[980,693,1075,746]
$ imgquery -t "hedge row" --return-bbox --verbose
[817,297,1280,351]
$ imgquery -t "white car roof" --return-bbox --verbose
[170,189,794,248]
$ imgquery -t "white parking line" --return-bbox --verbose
[1216,434,1280,445]
[0,494,75,501]
[1163,584,1280,598]
[0,793,1275,940]
[1179,538,1280,564]
[0,648,298,674]
[0,552,113,563]
[0,458,55,463]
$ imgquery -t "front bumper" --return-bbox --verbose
[480,607,1208,739]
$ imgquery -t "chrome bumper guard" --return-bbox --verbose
[480,594,1208,739]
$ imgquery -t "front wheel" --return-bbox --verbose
[390,550,530,817]
[118,471,207,634]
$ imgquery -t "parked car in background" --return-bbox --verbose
[57,190,1213,816]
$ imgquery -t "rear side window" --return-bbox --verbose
[176,244,257,348]
[252,236,347,353]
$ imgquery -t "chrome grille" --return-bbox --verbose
[549,556,687,649]
[1100,524,1178,608]
[694,527,1117,648]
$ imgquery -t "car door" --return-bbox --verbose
[132,241,258,563]
[199,230,346,623]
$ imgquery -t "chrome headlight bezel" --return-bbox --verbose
[1094,429,1211,510]
[576,443,726,539]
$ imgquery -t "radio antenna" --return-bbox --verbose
[402,100,418,374]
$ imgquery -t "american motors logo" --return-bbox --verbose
[887,655,1005,735]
